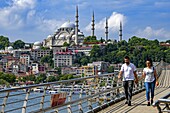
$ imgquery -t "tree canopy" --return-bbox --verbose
[0,72,16,84]
[79,36,170,68]
[12,40,25,49]
[83,36,99,43]
[0,36,10,50]
[40,55,54,68]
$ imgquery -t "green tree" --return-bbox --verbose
[0,79,10,87]
[0,36,10,49]
[80,57,88,65]
[40,55,53,68]
[164,48,170,63]
[63,42,70,47]
[28,74,36,81]
[46,76,56,82]
[90,45,101,58]
[100,37,105,43]
[166,40,170,43]
[83,36,98,43]
[0,72,16,84]
[35,74,47,83]
[107,66,114,73]
[55,67,61,75]
[12,40,25,49]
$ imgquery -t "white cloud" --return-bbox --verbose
[0,0,36,28]
[136,26,170,40]
[12,0,36,9]
[36,19,64,32]
[27,10,36,20]
[85,12,126,33]
[0,0,63,34]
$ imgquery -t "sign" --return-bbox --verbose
[51,92,67,107]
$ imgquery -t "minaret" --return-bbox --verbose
[91,11,95,37]
[119,21,122,41]
[75,6,79,45]
[105,18,108,41]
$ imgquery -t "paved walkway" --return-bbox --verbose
[98,69,170,113]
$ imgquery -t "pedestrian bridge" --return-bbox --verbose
[0,61,169,113]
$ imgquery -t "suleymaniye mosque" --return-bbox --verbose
[43,6,85,48]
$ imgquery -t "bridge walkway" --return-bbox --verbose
[98,69,170,113]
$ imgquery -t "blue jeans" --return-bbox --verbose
[144,80,156,101]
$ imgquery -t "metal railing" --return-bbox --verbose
[0,61,163,113]
[152,93,170,113]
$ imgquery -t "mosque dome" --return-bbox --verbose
[8,46,13,50]
[78,32,84,36]
[55,35,59,38]
[59,34,65,39]
[60,22,75,28]
[66,35,70,38]
[47,35,52,38]
[70,30,75,35]
[34,41,41,46]
[72,35,76,40]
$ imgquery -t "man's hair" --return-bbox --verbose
[124,56,130,60]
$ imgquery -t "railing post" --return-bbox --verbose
[40,86,48,112]
[67,82,74,113]
[166,103,170,110]
[116,79,120,97]
[93,75,101,109]
[88,84,93,112]
[78,81,85,113]
[22,89,31,113]
[110,75,115,100]
[156,104,162,113]
[103,77,108,103]
[1,91,9,113]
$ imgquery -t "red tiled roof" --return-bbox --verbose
[55,52,72,55]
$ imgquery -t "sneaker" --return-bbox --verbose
[128,101,131,106]
[151,99,153,105]
[147,102,150,106]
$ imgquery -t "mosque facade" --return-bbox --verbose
[43,6,85,48]
[43,6,123,49]
[43,21,84,48]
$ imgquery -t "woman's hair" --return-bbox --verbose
[146,58,153,66]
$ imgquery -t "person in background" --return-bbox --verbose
[142,58,159,106]
[118,56,138,106]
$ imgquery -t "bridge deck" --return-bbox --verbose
[98,69,170,113]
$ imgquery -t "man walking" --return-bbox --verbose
[118,56,138,106]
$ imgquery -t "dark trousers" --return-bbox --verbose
[123,80,134,102]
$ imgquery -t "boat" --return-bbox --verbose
[47,90,58,94]
[52,85,86,94]
[33,87,44,93]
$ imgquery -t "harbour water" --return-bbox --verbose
[0,91,97,113]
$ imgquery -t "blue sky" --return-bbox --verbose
[0,0,169,43]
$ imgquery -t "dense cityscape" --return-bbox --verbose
[0,6,170,88]
[0,1,170,113]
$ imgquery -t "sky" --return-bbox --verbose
[0,0,170,43]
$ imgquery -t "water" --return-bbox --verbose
[0,91,97,113]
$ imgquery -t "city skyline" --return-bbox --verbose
[0,0,170,42]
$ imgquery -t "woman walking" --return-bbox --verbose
[142,58,159,106]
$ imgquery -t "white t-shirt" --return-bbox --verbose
[120,63,137,81]
[143,67,155,82]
